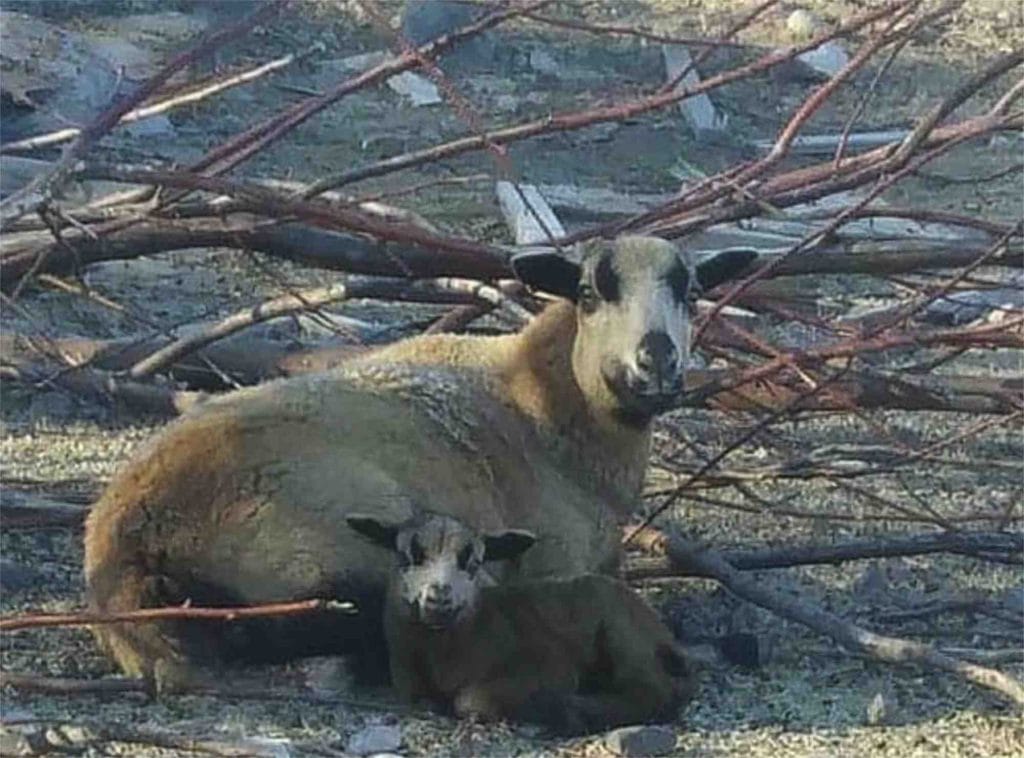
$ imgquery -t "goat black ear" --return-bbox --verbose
[511,252,581,301]
[346,514,399,550]
[482,529,537,562]
[694,248,758,293]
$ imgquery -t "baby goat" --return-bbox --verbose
[348,512,697,735]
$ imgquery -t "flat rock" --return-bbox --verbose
[529,48,560,76]
[401,0,495,68]
[495,182,565,245]
[346,725,402,756]
[0,706,35,726]
[387,71,442,106]
[798,41,848,78]
[605,725,676,757]
[661,44,727,135]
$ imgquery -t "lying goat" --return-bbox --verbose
[348,511,698,735]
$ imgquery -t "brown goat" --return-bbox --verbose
[347,512,698,735]
[84,237,755,691]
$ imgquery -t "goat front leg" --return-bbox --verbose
[455,680,605,735]
[451,675,564,724]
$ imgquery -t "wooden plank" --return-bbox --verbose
[754,130,908,155]
[495,182,565,245]
[661,45,727,134]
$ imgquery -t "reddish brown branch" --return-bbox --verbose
[523,11,752,48]
[4,211,1018,295]
[626,531,1024,579]
[0,598,353,632]
[1,215,510,290]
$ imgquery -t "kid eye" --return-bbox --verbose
[409,537,426,566]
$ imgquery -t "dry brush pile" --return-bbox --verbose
[0,0,1021,732]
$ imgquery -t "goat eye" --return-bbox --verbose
[577,283,598,314]
[457,544,476,571]
[409,538,425,566]
[667,262,691,305]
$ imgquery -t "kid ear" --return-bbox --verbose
[694,248,758,293]
[346,514,400,550]
[482,529,537,562]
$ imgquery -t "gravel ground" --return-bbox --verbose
[2,1,1022,755]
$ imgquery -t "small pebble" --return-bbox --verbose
[605,724,676,757]
[346,725,402,756]
[786,9,824,39]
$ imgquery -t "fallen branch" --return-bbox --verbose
[0,598,354,632]
[692,369,1024,416]
[4,210,1019,296]
[663,535,1024,706]
[126,276,529,380]
[625,531,1024,580]
[0,673,144,696]
[5,337,1018,416]
[0,673,391,714]
[667,490,1010,526]
[50,724,292,758]
[0,217,511,291]
[0,362,204,416]
[0,490,87,529]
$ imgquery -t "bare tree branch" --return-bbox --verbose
[626,531,1023,579]
[0,598,354,632]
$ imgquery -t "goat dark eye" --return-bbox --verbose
[409,538,425,566]
[577,283,599,314]
[666,261,691,305]
[457,544,476,571]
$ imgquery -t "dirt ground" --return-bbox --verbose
[1,1,1022,756]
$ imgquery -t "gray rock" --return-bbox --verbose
[123,114,175,139]
[400,0,495,68]
[605,725,677,757]
[0,705,35,725]
[529,48,559,76]
[29,390,75,421]
[0,728,33,757]
[0,11,159,143]
[346,725,402,756]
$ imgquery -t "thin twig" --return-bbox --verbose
[626,531,1023,580]
[0,598,354,632]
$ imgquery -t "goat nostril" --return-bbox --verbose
[425,584,451,605]
[635,348,654,375]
